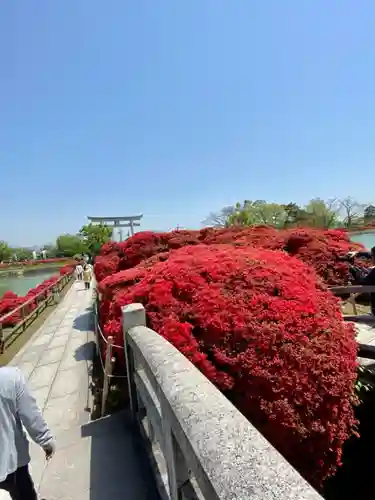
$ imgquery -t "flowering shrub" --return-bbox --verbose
[94,254,121,282]
[97,243,358,486]
[0,267,74,326]
[99,241,123,255]
[95,227,364,288]
[0,291,24,323]
[200,227,366,286]
[94,230,203,281]
[281,228,366,286]
[59,264,75,276]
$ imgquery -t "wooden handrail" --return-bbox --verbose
[0,272,72,324]
[329,285,375,295]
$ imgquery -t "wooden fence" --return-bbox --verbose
[93,290,127,417]
[330,285,375,360]
[0,272,73,354]
[329,284,375,322]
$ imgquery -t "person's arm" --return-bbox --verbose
[358,251,372,259]
[350,250,372,259]
[361,267,375,286]
[15,369,56,455]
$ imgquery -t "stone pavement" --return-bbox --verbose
[1,281,159,500]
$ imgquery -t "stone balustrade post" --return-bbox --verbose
[122,303,146,419]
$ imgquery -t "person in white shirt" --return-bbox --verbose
[0,367,55,499]
[75,263,83,281]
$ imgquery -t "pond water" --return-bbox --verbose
[0,269,58,298]
[349,231,375,250]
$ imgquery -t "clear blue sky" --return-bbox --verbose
[1,1,375,246]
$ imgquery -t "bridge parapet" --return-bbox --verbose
[122,303,322,500]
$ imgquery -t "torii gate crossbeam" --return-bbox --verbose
[87,214,143,241]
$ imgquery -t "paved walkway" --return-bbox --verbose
[1,281,159,500]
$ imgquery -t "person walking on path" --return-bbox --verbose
[0,366,55,499]
[83,264,92,290]
[75,262,83,281]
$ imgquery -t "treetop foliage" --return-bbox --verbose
[205,197,373,230]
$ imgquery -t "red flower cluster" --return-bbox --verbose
[94,254,121,283]
[59,264,75,276]
[95,227,364,287]
[0,266,74,326]
[97,243,358,486]
[0,291,23,324]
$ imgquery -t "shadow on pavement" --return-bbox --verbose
[74,341,96,362]
[73,311,93,332]
[81,410,160,500]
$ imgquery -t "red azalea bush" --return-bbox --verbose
[95,227,365,288]
[95,227,367,341]
[0,278,58,326]
[94,230,202,282]
[59,264,75,276]
[98,244,358,486]
[199,227,366,286]
[281,228,366,286]
[0,291,24,322]
[199,224,285,248]
[94,254,121,283]
[94,227,366,373]
[0,267,74,326]
[98,251,170,297]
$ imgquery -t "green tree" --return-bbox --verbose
[203,206,236,227]
[303,198,340,228]
[227,200,287,228]
[56,234,87,257]
[0,240,12,262]
[253,200,287,227]
[282,202,301,227]
[13,247,33,261]
[339,197,365,228]
[78,223,112,256]
[364,204,375,224]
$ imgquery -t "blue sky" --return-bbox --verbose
[1,1,375,246]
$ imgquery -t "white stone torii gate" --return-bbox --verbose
[87,214,143,241]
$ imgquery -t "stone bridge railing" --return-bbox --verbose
[122,303,323,500]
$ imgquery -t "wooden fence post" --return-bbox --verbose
[0,324,4,354]
[52,286,60,305]
[93,303,100,357]
[349,294,358,316]
[21,305,25,331]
